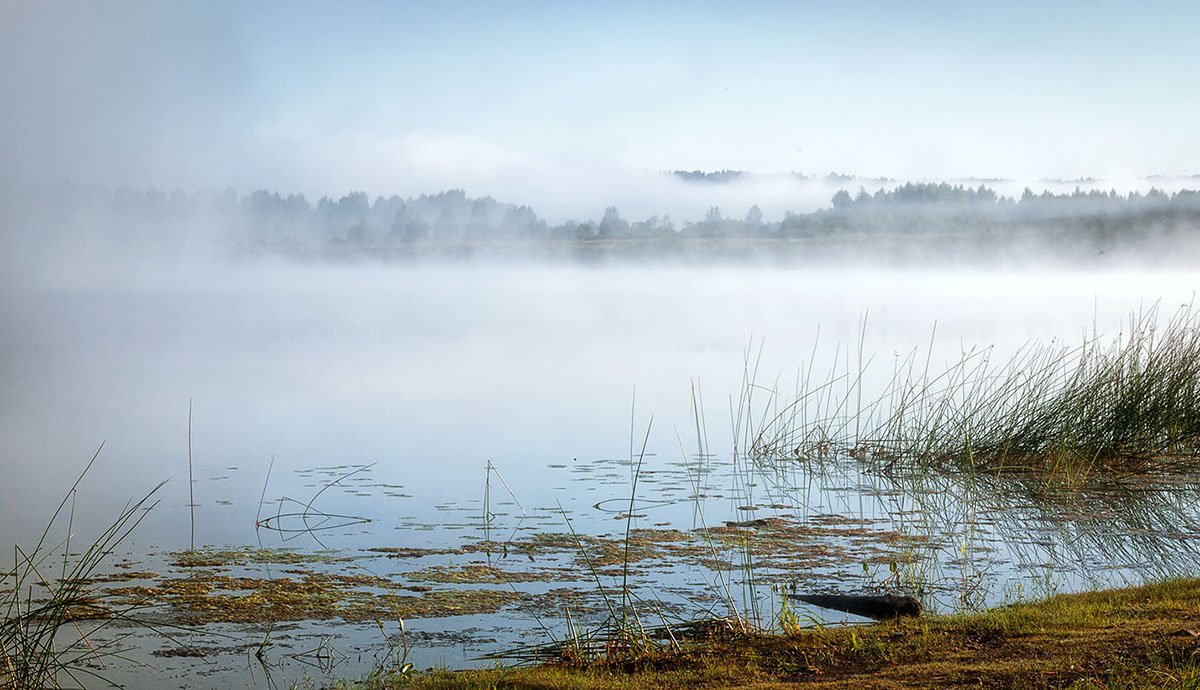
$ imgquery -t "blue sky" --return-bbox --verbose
[3,1,1198,209]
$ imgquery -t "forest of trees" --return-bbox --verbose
[15,180,1200,262]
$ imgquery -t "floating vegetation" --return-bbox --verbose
[79,571,159,584]
[109,573,526,624]
[170,548,344,569]
[105,569,601,626]
[695,517,928,574]
[72,509,929,636]
[475,529,691,568]
[453,517,929,578]
[402,565,558,585]
[365,546,463,559]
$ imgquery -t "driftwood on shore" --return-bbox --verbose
[789,593,923,620]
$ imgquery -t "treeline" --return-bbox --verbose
[670,170,897,184]
[784,183,1200,240]
[671,169,747,183]
[20,181,1200,258]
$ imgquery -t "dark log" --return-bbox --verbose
[788,593,922,620]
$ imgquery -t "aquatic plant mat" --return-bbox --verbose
[93,513,930,627]
[382,578,1200,689]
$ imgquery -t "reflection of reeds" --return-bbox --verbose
[865,463,1200,609]
[754,306,1200,481]
[254,463,372,549]
[1,447,164,688]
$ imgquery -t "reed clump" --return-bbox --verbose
[753,306,1200,481]
[1,449,163,689]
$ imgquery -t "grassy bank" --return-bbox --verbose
[348,578,1200,689]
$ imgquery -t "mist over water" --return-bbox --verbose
[2,256,1194,546]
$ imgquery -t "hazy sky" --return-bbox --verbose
[3,0,1198,201]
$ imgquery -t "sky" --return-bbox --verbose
[2,0,1199,211]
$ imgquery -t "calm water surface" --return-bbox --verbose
[2,261,1198,686]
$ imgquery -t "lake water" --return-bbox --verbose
[3,260,1199,687]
